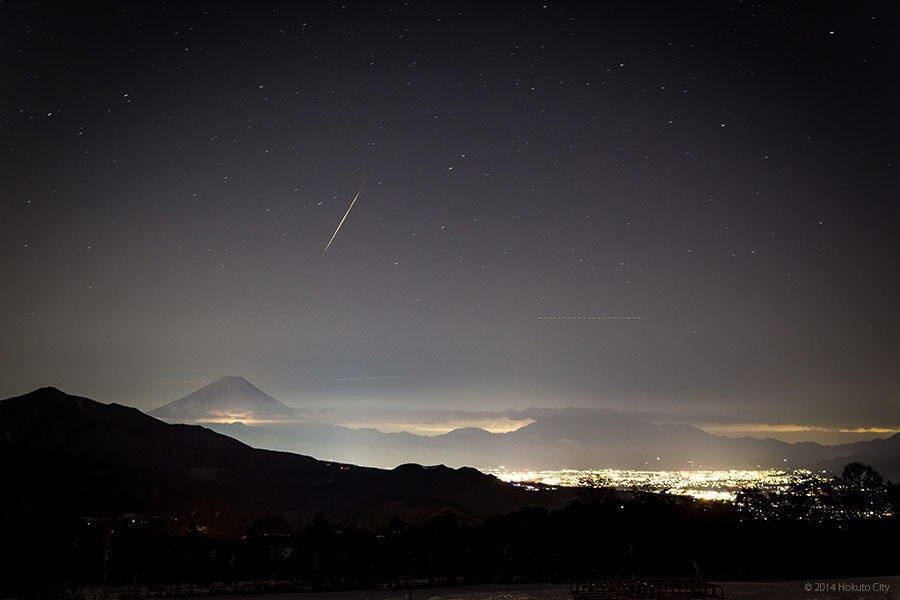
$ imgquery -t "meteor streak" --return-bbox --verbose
[322,183,365,258]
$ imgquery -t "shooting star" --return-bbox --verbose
[322,182,366,259]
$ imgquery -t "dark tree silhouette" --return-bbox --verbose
[841,462,884,489]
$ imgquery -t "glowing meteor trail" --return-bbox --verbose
[322,183,365,258]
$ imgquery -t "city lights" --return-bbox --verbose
[486,467,824,503]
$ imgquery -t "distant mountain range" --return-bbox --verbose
[151,377,900,480]
[208,411,900,480]
[0,387,572,537]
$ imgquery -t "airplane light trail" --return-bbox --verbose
[148,378,213,386]
[322,183,365,258]
[333,375,403,382]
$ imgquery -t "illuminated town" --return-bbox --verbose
[485,467,896,521]
[485,467,816,502]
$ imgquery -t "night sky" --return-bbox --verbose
[2,1,897,437]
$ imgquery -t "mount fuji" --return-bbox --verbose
[149,376,298,424]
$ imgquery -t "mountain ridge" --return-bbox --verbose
[1,387,572,537]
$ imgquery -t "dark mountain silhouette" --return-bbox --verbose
[149,375,298,423]
[815,434,900,479]
[0,387,572,537]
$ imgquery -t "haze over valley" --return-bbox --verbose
[147,377,900,480]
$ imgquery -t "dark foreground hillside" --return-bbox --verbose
[3,487,898,597]
[0,387,573,531]
[1,388,898,597]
